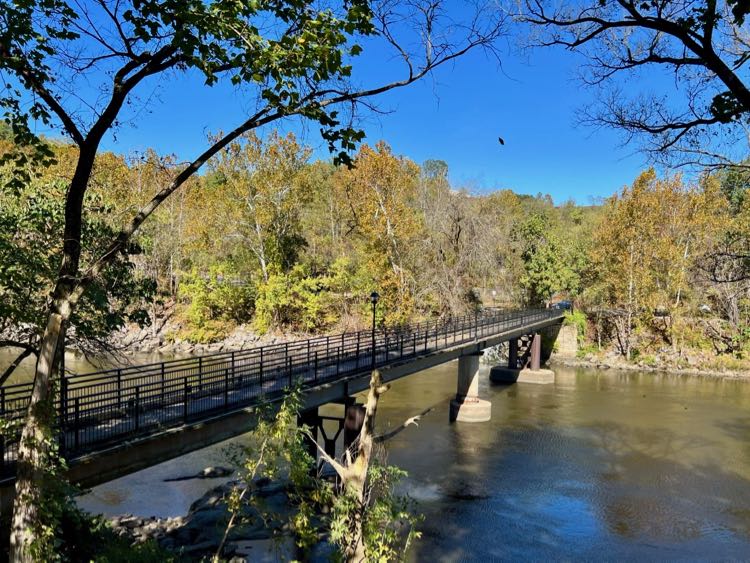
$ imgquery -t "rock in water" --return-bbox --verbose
[163,465,234,482]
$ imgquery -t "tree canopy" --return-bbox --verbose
[523,0,750,168]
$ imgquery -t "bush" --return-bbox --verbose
[576,343,598,358]
[641,354,657,367]
[253,265,339,333]
[178,264,255,341]
[564,309,587,345]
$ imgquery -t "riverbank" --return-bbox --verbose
[110,321,300,357]
[551,352,750,380]
[108,477,316,561]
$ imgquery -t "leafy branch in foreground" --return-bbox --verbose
[217,372,428,562]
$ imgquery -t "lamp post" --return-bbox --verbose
[370,291,380,370]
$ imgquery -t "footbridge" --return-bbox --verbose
[0,307,564,506]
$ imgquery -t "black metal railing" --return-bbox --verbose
[0,307,562,478]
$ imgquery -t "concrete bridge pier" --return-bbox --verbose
[344,403,365,452]
[299,408,321,462]
[490,332,555,384]
[299,401,366,465]
[449,352,491,423]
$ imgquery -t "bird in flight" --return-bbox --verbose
[498,137,505,146]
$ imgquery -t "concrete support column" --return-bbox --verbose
[530,333,541,371]
[490,332,555,385]
[449,353,491,423]
[298,408,319,463]
[508,339,519,369]
[343,403,365,453]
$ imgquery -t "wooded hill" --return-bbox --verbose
[1,127,748,373]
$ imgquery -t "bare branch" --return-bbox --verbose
[374,407,434,443]
[0,342,39,387]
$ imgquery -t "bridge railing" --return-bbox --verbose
[0,307,562,478]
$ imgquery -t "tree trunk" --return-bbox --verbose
[10,295,70,562]
[9,146,94,561]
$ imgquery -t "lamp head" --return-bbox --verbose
[370,291,380,304]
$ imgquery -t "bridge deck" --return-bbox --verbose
[0,308,563,481]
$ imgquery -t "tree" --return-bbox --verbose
[698,171,750,353]
[0,1,504,558]
[206,131,312,282]
[415,172,498,315]
[334,142,422,323]
[523,0,750,168]
[0,148,154,386]
[589,169,720,358]
[512,212,582,306]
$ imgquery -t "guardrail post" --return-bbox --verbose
[384,332,389,364]
[314,351,318,383]
[134,386,140,433]
[183,378,189,422]
[231,351,236,376]
[356,332,361,369]
[259,348,264,387]
[160,362,165,402]
[60,376,68,433]
[73,397,80,451]
[198,357,203,389]
[224,369,229,408]
[413,331,417,355]
[117,369,122,410]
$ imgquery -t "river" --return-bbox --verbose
[70,361,750,560]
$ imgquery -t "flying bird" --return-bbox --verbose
[498,137,505,146]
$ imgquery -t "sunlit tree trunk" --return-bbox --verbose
[10,293,71,561]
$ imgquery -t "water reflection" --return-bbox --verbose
[76,363,750,560]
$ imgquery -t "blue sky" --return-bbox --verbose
[97,31,650,205]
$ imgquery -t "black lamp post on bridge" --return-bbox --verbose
[370,291,380,370]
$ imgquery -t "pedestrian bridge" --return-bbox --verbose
[0,308,564,501]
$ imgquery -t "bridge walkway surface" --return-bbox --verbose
[0,308,563,488]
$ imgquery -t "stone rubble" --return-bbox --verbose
[108,479,289,560]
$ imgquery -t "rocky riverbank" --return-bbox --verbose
[551,352,750,380]
[111,321,298,356]
[108,476,333,561]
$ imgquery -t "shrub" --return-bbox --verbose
[253,265,339,334]
[178,263,255,341]
[564,309,587,345]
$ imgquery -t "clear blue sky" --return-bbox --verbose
[98,36,649,205]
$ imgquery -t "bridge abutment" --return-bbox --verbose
[449,353,491,423]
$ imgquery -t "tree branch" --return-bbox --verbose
[374,407,433,443]
[0,342,39,387]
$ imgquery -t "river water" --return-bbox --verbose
[70,361,750,560]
